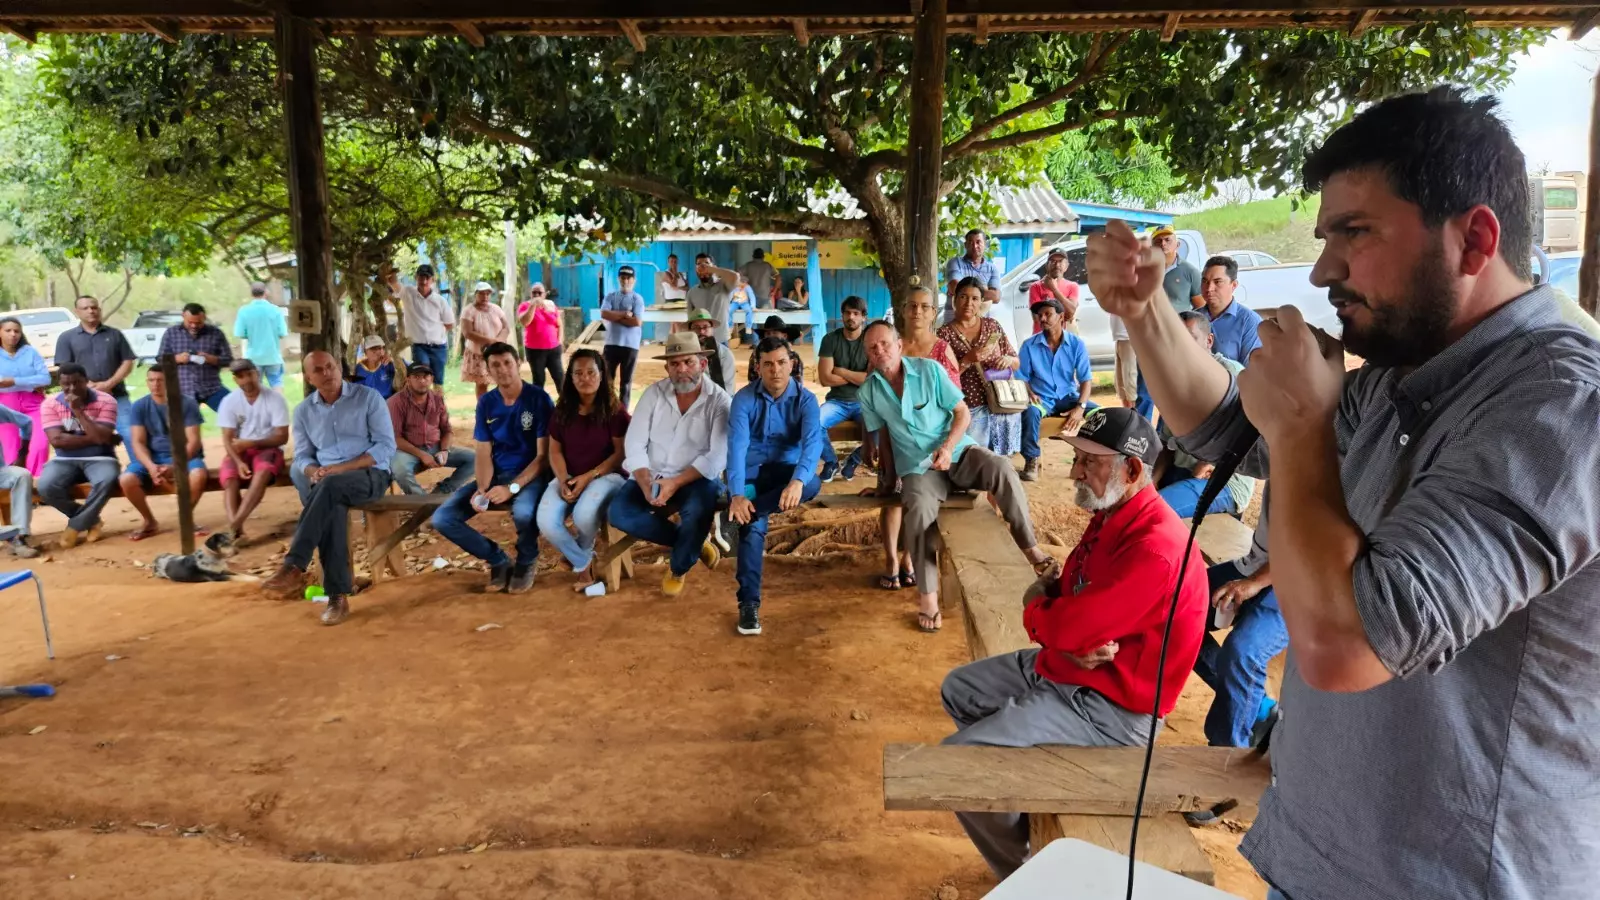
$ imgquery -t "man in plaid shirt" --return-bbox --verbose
[158,302,233,411]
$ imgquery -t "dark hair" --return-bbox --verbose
[416,264,435,279]
[695,253,711,263]
[953,275,985,299]
[1203,255,1239,282]
[555,348,617,427]
[964,229,985,241]
[1303,86,1532,281]
[841,295,867,313]
[182,302,206,316]
[75,295,98,307]
[480,341,518,362]
[754,335,793,364]
[752,248,765,259]
[667,253,678,261]
[0,317,29,349]
[1178,309,1213,337]
[57,363,87,378]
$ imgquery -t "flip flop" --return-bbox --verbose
[898,570,917,589]
[877,574,900,590]
[127,526,159,542]
[916,609,943,633]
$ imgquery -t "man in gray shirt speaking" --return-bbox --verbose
[1089,86,1600,900]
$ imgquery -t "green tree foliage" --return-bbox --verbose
[1045,128,1178,211]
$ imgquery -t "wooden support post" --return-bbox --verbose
[792,18,810,46]
[1574,9,1600,41]
[903,0,948,295]
[453,20,486,47]
[619,19,647,53]
[974,14,990,44]
[1,21,39,43]
[1583,66,1600,317]
[274,13,341,377]
[1351,9,1379,36]
[143,18,182,42]
[1160,12,1181,41]
[502,221,520,354]
[159,356,196,556]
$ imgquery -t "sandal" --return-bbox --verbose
[916,609,943,633]
[877,574,901,590]
[572,564,599,593]
[127,525,159,542]
[898,570,916,589]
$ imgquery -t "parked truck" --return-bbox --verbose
[992,229,1338,369]
[1531,171,1586,254]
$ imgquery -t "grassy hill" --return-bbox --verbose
[1175,195,1323,265]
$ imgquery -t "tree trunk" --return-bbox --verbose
[903,0,948,302]
[1580,68,1600,317]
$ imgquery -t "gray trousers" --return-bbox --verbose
[0,466,33,535]
[901,446,1037,591]
[37,457,121,532]
[941,649,1157,879]
[288,466,391,596]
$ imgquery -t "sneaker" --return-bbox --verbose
[262,564,311,600]
[320,595,350,626]
[506,565,535,594]
[819,461,839,483]
[485,562,513,593]
[59,527,82,550]
[737,602,762,636]
[662,570,687,597]
[710,512,732,554]
[6,538,40,559]
[1020,458,1041,482]
[700,539,722,571]
[85,522,103,543]
[841,453,861,481]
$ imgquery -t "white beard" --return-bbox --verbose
[1074,478,1127,512]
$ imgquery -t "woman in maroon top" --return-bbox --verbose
[938,276,1021,455]
[536,348,630,590]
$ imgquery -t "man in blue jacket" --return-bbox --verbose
[725,336,823,637]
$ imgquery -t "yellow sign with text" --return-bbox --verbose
[818,241,872,269]
[768,240,811,269]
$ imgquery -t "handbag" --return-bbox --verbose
[983,369,1029,415]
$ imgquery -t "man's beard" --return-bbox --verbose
[670,372,700,394]
[1074,477,1127,512]
[1335,236,1459,368]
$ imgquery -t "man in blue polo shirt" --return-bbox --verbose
[1198,255,1264,367]
[944,229,1001,318]
[726,336,824,637]
[600,266,646,409]
[1017,297,1096,482]
[432,342,553,594]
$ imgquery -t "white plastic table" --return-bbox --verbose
[586,305,827,353]
[986,839,1244,900]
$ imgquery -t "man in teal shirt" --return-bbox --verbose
[1151,226,1203,312]
[233,282,289,387]
[858,320,1050,632]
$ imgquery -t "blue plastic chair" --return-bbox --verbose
[0,570,54,659]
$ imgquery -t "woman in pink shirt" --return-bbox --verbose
[516,282,564,389]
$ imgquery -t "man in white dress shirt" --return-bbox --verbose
[385,263,455,388]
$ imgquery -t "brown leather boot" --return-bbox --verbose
[262,564,310,600]
[320,595,350,626]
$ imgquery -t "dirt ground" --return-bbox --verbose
[0,357,1271,899]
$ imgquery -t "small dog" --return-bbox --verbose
[151,532,260,584]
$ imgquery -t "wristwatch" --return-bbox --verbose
[507,482,522,496]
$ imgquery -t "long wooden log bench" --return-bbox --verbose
[0,469,289,527]
[882,506,1262,885]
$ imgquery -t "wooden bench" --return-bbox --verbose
[890,505,1267,884]
[0,469,287,527]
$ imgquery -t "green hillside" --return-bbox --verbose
[1176,195,1323,265]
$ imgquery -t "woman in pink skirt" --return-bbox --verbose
[0,317,50,475]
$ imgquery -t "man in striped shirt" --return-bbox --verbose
[36,364,122,547]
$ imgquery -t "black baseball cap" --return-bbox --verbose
[617,265,636,278]
[406,362,435,377]
[1063,407,1162,467]
[1029,297,1065,316]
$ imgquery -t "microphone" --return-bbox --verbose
[1191,420,1259,526]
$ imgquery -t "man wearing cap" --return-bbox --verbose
[158,302,233,411]
[388,362,475,496]
[1152,311,1257,518]
[432,342,553,594]
[233,281,289,388]
[606,332,731,598]
[386,264,455,387]
[945,229,1002,319]
[217,359,291,538]
[686,308,737,394]
[745,315,805,384]
[1017,296,1095,482]
[939,406,1209,878]
[857,320,1052,633]
[600,265,646,409]
[688,254,741,345]
[459,281,510,398]
[1028,249,1080,335]
[1198,255,1264,367]
[1152,226,1203,312]
[350,334,396,399]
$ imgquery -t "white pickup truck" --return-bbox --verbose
[993,229,1339,369]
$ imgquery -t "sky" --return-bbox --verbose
[1498,29,1599,174]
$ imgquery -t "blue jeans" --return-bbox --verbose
[817,399,864,467]
[1194,562,1289,747]
[1021,398,1098,460]
[606,476,721,577]
[391,445,476,495]
[729,299,755,336]
[430,476,549,569]
[735,463,822,607]
[114,394,135,458]
[1157,469,1240,518]
[411,343,448,386]
[193,386,230,412]
[536,472,626,570]
[259,364,284,389]
[1134,367,1154,421]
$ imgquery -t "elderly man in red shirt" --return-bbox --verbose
[938,406,1210,878]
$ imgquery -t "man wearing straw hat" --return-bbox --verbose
[607,332,732,597]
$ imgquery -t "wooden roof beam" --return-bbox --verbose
[1574,8,1600,39]
[1351,8,1379,35]
[0,21,38,43]
[619,18,647,52]
[454,20,485,47]
[1160,12,1180,41]
[143,17,182,42]
[975,13,991,43]
[791,17,809,45]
